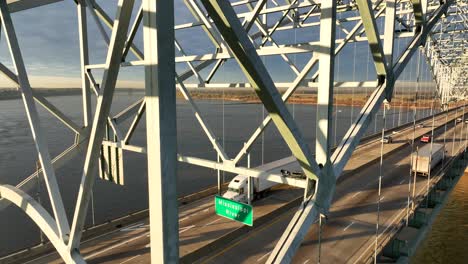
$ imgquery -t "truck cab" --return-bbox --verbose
[223,175,248,203]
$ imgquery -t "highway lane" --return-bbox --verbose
[26,196,218,264]
[202,117,468,263]
[22,109,464,264]
[28,180,303,264]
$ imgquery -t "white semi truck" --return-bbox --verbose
[222,174,278,203]
[411,143,445,176]
[222,156,308,203]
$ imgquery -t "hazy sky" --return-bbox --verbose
[0,0,432,88]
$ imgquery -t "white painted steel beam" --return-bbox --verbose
[0,0,70,242]
[175,38,204,84]
[0,62,82,134]
[333,1,452,179]
[184,0,226,49]
[311,0,337,206]
[143,0,179,261]
[7,0,62,13]
[177,75,229,161]
[178,155,307,188]
[0,185,84,263]
[267,196,318,263]
[355,0,390,81]
[123,99,145,144]
[122,4,142,61]
[315,0,336,168]
[85,0,109,46]
[32,92,83,135]
[68,0,135,252]
[0,0,466,263]
[232,53,319,165]
[112,98,144,124]
[89,0,143,60]
[268,1,455,262]
[77,0,91,128]
[384,0,396,68]
[199,0,321,183]
[267,1,337,262]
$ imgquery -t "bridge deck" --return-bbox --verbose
[205,115,467,263]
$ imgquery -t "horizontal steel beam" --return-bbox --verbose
[178,155,307,188]
[7,0,62,13]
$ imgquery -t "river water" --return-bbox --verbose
[0,92,429,255]
[412,171,468,263]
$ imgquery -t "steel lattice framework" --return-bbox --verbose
[0,0,466,263]
[425,0,468,104]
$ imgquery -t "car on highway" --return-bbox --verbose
[456,117,463,123]
[464,119,468,124]
[420,135,431,143]
[381,135,393,144]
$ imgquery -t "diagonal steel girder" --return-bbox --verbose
[267,0,453,262]
[356,0,391,81]
[88,0,143,60]
[0,63,82,134]
[176,75,229,161]
[199,0,321,183]
[267,0,337,262]
[0,0,70,242]
[233,0,386,167]
[68,0,135,253]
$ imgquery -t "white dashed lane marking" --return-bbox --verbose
[257,252,271,262]
[343,221,354,231]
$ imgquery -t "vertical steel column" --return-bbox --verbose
[384,0,396,69]
[314,0,337,203]
[314,0,336,263]
[77,0,91,127]
[247,152,251,204]
[268,1,337,262]
[217,153,221,195]
[143,0,179,262]
[315,0,336,170]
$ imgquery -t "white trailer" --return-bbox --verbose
[412,143,445,176]
[222,156,308,203]
[222,174,278,203]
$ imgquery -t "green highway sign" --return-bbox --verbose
[215,195,253,226]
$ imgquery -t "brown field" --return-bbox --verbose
[1,87,451,110]
[179,89,444,109]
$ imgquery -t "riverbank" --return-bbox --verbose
[0,88,82,100]
[181,88,440,109]
[0,87,444,109]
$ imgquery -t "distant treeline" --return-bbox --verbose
[0,82,438,108]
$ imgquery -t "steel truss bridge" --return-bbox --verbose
[0,0,466,263]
